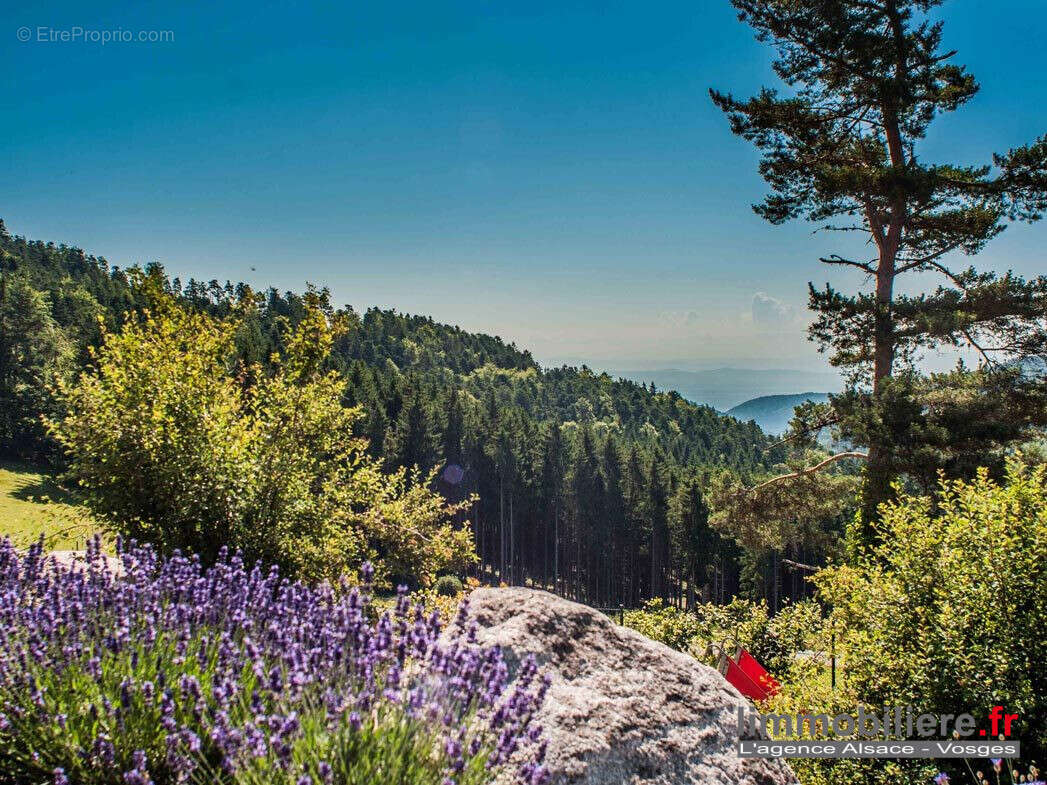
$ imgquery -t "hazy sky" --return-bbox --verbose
[4,1,1045,372]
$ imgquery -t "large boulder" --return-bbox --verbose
[466,587,797,785]
[48,549,124,576]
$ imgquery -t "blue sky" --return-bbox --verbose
[4,0,1045,371]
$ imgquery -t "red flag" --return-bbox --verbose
[724,656,769,701]
[736,648,781,697]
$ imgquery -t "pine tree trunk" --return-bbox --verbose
[858,96,906,549]
[862,250,898,538]
[542,512,549,591]
[499,479,505,584]
[554,503,559,594]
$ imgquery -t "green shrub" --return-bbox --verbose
[754,598,825,675]
[47,276,475,586]
[629,462,1047,784]
[623,599,708,654]
[773,459,1047,784]
[624,597,823,674]
[815,459,1047,764]
[434,574,464,597]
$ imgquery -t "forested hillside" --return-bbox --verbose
[0,220,813,608]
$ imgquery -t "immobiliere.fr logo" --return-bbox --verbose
[736,705,1022,760]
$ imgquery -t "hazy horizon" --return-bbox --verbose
[0,214,991,381]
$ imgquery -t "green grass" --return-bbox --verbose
[0,460,100,549]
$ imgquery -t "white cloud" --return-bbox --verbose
[751,292,796,327]
[658,309,704,328]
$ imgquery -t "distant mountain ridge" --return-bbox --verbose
[727,392,831,436]
[611,368,841,411]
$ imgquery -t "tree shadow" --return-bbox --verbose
[2,461,79,506]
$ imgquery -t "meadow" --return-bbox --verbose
[0,461,97,549]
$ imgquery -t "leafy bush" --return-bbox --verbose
[623,598,709,654]
[762,652,938,785]
[624,597,824,674]
[719,461,1047,785]
[815,459,1047,764]
[47,278,474,585]
[435,574,464,597]
[0,537,549,785]
[771,459,1047,785]
[753,598,825,676]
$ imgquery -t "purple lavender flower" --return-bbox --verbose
[360,561,375,585]
[348,711,362,731]
[123,750,151,785]
[0,535,548,785]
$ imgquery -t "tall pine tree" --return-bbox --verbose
[647,456,670,599]
[711,0,1047,550]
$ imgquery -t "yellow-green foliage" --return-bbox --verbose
[47,279,475,585]
[814,459,1047,761]
[623,599,712,656]
[761,639,938,785]
[624,596,823,674]
[774,459,1047,784]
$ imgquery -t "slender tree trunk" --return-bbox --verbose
[859,149,903,543]
[554,502,559,594]
[688,562,697,611]
[499,478,505,583]
[632,530,640,606]
[771,550,780,614]
[544,510,552,590]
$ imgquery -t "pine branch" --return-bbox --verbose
[747,451,869,495]
[960,328,999,368]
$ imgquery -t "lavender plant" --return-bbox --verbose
[0,537,549,785]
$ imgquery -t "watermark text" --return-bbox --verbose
[17,26,174,45]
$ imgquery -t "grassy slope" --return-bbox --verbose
[0,461,99,549]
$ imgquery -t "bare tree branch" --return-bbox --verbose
[820,254,877,273]
[781,558,820,572]
[820,225,874,233]
[960,328,998,368]
[895,246,969,281]
[763,412,842,453]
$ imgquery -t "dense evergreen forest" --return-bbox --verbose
[0,220,834,608]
